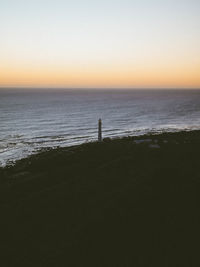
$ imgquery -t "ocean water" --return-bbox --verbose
[1,88,200,166]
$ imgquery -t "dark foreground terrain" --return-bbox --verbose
[1,131,200,267]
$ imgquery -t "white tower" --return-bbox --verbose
[98,119,102,142]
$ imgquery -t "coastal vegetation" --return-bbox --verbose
[1,130,200,266]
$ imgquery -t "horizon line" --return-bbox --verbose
[0,87,200,91]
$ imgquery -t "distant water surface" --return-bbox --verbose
[1,88,200,166]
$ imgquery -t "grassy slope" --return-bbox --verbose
[0,131,200,266]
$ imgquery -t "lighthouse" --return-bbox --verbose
[98,119,102,142]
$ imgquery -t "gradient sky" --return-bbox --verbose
[0,0,200,88]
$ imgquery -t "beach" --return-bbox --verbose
[1,130,200,266]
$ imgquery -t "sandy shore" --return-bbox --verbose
[1,130,200,266]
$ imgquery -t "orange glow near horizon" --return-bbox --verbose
[0,62,200,88]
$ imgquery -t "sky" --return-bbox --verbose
[0,0,200,88]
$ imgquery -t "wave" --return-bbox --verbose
[1,89,200,166]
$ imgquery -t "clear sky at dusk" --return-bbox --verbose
[0,0,200,88]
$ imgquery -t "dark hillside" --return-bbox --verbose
[1,131,200,266]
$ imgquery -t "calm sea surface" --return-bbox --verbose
[1,88,200,166]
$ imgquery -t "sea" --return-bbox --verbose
[1,88,200,166]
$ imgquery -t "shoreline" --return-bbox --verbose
[1,128,200,170]
[0,130,200,183]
